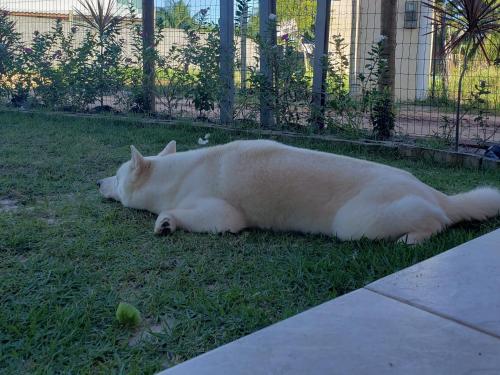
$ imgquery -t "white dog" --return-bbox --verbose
[98,140,500,244]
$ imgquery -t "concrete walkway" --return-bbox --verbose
[159,229,500,375]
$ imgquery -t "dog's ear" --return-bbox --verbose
[158,140,176,156]
[130,145,148,171]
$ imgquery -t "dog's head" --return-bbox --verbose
[97,141,176,205]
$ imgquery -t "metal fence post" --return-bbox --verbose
[240,3,249,91]
[311,0,331,128]
[219,0,235,124]
[259,0,276,128]
[142,0,155,113]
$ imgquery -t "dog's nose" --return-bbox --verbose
[97,180,102,187]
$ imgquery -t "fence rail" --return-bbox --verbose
[0,0,498,146]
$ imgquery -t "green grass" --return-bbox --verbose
[1,111,499,374]
[422,63,500,113]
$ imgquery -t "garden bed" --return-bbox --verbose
[1,111,499,374]
[5,107,499,170]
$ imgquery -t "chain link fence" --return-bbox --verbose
[1,0,498,147]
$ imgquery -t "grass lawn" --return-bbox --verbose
[1,111,499,374]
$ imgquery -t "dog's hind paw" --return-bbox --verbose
[154,214,176,235]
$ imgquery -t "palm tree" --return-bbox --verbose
[423,0,500,151]
[157,0,193,29]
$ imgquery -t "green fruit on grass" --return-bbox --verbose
[116,302,141,326]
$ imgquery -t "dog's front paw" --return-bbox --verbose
[154,214,176,235]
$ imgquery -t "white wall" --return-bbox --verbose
[0,0,139,17]
[330,0,434,102]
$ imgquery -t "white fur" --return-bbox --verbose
[98,140,500,244]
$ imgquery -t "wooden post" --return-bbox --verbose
[259,0,276,128]
[220,0,235,124]
[142,0,155,113]
[379,0,397,101]
[349,0,361,97]
[311,0,331,128]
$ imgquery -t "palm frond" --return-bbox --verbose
[74,0,123,38]
[423,0,500,62]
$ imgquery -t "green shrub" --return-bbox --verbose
[0,10,26,104]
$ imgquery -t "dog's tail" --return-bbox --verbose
[442,187,500,224]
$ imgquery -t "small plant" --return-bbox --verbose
[75,0,125,110]
[273,36,310,127]
[192,28,220,117]
[120,3,145,111]
[120,2,165,112]
[469,80,497,146]
[324,35,365,133]
[249,16,311,129]
[435,115,455,143]
[370,93,395,139]
[358,39,395,139]
[177,9,221,119]
[157,44,192,118]
[326,37,349,102]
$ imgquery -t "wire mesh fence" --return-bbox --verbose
[0,0,498,147]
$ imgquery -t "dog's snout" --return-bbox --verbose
[97,180,102,187]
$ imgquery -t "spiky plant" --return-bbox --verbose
[75,0,123,40]
[75,0,124,108]
[423,0,500,151]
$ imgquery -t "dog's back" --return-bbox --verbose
[212,141,421,234]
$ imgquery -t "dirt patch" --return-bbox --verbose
[128,323,163,347]
[0,198,19,213]
[397,105,500,143]
[128,316,176,347]
[44,218,58,225]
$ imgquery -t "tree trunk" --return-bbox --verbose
[439,11,449,96]
[431,24,438,99]
[379,0,397,100]
[431,0,448,99]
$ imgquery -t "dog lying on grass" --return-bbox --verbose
[98,140,500,244]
